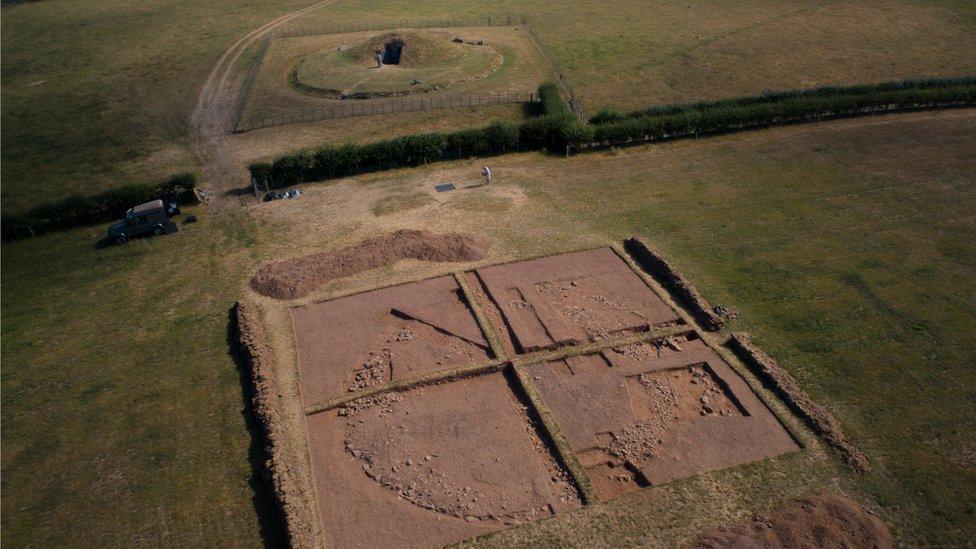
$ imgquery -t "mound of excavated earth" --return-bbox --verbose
[690,493,893,548]
[251,230,488,300]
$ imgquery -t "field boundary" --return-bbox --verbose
[229,37,273,134]
[521,19,584,119]
[271,15,523,39]
[236,91,536,132]
[232,14,536,132]
[250,78,975,190]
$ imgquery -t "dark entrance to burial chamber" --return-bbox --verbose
[382,39,404,65]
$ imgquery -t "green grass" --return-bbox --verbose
[0,0,313,213]
[5,0,973,213]
[258,110,976,545]
[294,30,499,95]
[3,111,974,546]
[3,0,976,545]
[499,113,976,545]
[0,208,277,546]
[291,0,976,113]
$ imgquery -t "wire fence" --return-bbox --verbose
[234,90,536,133]
[228,14,578,132]
[273,15,523,39]
[521,20,584,120]
[229,36,272,133]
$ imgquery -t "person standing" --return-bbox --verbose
[482,166,491,186]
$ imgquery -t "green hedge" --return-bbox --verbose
[590,78,976,147]
[250,84,588,189]
[251,78,975,190]
[1,173,197,241]
[595,77,976,124]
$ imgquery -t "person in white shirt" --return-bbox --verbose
[482,166,491,186]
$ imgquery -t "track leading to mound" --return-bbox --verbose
[188,0,337,204]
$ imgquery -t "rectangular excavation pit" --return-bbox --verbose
[304,372,581,548]
[281,248,804,544]
[527,334,799,501]
[470,248,684,354]
[291,275,493,406]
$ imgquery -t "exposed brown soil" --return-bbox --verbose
[625,237,726,331]
[235,300,319,548]
[529,335,798,500]
[728,332,870,473]
[304,373,580,548]
[474,248,683,353]
[252,230,489,300]
[291,275,492,406]
[690,493,893,548]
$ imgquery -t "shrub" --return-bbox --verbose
[249,77,975,190]
[590,78,976,147]
[249,84,577,189]
[537,82,572,117]
[1,173,197,241]
[596,77,976,124]
[589,107,624,125]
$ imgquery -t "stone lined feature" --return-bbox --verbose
[527,333,799,500]
[264,246,857,546]
[291,275,494,406]
[471,248,683,353]
[304,373,581,547]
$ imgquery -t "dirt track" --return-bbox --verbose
[188,0,337,203]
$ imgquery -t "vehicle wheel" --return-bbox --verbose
[114,234,128,245]
[153,226,164,236]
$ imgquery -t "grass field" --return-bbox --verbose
[238,25,546,136]
[0,0,323,213]
[4,0,975,213]
[290,0,976,112]
[294,30,501,95]
[3,109,973,546]
[3,0,976,546]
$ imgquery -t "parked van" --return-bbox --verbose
[108,199,178,245]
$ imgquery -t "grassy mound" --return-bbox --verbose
[292,30,503,98]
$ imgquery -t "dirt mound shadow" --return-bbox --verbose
[251,230,488,300]
[690,493,893,548]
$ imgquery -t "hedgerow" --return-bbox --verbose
[249,83,589,189]
[253,78,974,190]
[589,78,976,147]
[597,77,976,123]
[1,173,197,241]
